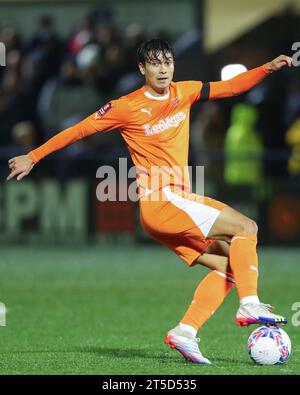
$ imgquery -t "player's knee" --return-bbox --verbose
[252,221,258,234]
[233,218,258,235]
[240,219,258,235]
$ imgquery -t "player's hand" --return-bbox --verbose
[265,55,293,72]
[6,155,35,181]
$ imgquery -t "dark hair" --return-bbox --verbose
[137,38,174,65]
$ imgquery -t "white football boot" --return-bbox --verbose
[236,302,288,327]
[164,326,211,364]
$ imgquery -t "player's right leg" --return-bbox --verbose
[178,240,234,334]
[140,191,234,364]
[166,242,235,364]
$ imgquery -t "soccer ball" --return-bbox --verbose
[247,326,291,365]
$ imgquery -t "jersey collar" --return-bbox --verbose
[143,88,170,101]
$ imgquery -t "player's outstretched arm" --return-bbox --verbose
[6,115,99,181]
[208,54,293,100]
[6,123,92,181]
[6,98,129,181]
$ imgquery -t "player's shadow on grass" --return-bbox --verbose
[78,346,184,364]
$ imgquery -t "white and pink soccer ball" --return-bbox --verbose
[247,325,291,365]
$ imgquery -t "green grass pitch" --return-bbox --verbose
[0,245,299,375]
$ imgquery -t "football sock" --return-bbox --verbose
[230,233,258,300]
[180,270,235,331]
[179,322,197,337]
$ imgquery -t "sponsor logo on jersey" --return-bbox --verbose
[143,111,186,136]
[95,102,113,119]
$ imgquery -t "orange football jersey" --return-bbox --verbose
[28,65,271,195]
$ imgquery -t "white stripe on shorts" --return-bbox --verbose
[162,186,221,237]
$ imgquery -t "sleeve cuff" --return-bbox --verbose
[28,151,39,164]
[262,63,274,74]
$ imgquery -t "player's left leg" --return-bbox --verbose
[207,205,287,327]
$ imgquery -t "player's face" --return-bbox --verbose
[139,51,174,95]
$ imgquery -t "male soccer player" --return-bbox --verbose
[7,39,293,364]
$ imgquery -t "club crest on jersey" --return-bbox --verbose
[143,111,186,136]
[95,102,113,119]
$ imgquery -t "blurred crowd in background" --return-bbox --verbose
[1,8,300,183]
[0,12,155,149]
